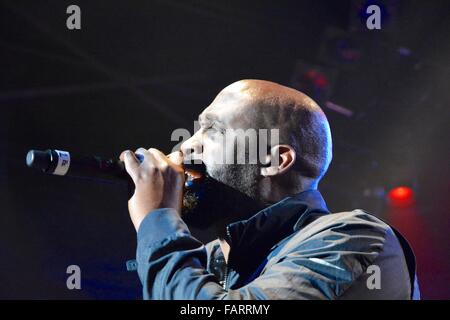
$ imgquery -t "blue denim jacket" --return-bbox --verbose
[133,190,420,299]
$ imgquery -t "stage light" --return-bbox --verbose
[290,61,336,105]
[388,186,415,206]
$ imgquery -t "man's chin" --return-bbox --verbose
[180,174,263,232]
[180,177,222,230]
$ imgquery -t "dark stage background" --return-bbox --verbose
[0,0,449,299]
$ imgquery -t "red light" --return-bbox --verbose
[388,186,414,206]
[314,75,328,88]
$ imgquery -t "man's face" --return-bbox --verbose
[181,84,262,203]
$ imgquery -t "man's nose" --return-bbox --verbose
[181,133,203,162]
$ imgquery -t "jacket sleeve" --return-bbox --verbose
[136,208,388,300]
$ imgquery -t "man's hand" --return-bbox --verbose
[119,148,185,232]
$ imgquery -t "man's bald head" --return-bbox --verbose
[216,79,332,182]
[182,79,332,208]
[180,79,333,227]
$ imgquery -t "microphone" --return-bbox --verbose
[26,148,215,214]
[26,148,205,185]
[26,149,138,183]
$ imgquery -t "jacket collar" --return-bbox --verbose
[226,189,330,272]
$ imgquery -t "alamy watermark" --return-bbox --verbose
[171,122,280,166]
[66,5,81,30]
[366,4,381,30]
[66,264,81,290]
[366,264,381,290]
[65,4,380,31]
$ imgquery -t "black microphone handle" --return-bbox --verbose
[26,148,209,209]
[26,149,131,183]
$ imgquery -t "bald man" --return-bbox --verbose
[121,80,420,300]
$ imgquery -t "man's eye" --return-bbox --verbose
[206,126,221,134]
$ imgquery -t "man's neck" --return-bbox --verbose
[218,238,231,263]
[214,187,316,264]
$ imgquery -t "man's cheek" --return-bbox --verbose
[202,151,217,170]
[201,150,224,178]
[202,145,222,166]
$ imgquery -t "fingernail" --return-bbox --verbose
[135,153,144,163]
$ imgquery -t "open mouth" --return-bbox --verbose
[184,161,207,179]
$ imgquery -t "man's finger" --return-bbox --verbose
[148,148,169,167]
[119,150,128,162]
[167,151,183,166]
[135,147,148,157]
[122,150,140,180]
[150,149,184,177]
[120,150,145,163]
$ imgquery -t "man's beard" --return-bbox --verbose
[181,163,264,231]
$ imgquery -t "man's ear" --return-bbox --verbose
[260,145,296,177]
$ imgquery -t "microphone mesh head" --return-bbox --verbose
[26,150,51,171]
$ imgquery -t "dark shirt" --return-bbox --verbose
[134,190,420,299]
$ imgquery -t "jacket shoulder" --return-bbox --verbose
[273,209,392,268]
[264,210,405,298]
[296,209,390,241]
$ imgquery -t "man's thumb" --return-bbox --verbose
[121,150,140,180]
